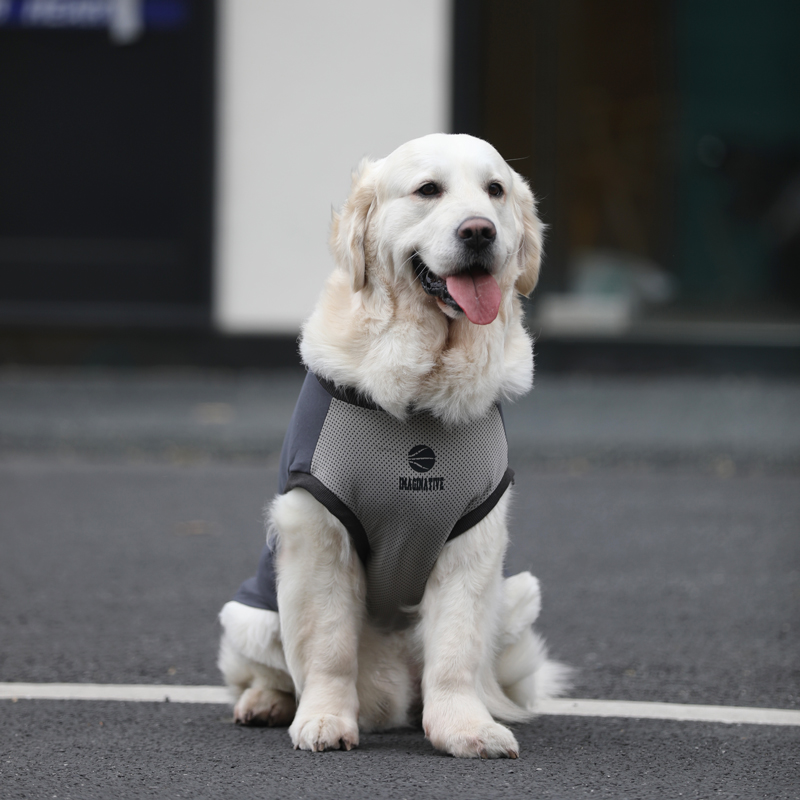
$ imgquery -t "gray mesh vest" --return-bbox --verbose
[234,372,513,626]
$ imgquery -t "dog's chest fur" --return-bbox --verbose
[299,269,534,425]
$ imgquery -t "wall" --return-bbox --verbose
[214,0,451,333]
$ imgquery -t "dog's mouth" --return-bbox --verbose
[412,255,461,312]
[412,254,501,326]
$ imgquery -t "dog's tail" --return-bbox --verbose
[484,628,573,722]
[481,675,536,723]
[486,571,574,721]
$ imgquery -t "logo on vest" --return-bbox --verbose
[400,445,445,492]
[408,444,435,473]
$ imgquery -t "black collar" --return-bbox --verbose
[313,373,380,411]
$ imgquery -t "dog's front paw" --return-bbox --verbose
[234,687,296,727]
[289,714,359,752]
[425,718,519,759]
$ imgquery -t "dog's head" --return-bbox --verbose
[330,134,543,325]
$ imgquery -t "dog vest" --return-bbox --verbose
[234,372,513,626]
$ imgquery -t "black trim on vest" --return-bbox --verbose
[447,467,515,542]
[315,374,379,410]
[283,471,372,565]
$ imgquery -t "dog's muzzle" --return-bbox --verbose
[411,254,502,326]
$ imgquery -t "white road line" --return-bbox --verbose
[0,683,230,705]
[536,698,800,727]
[1,683,799,726]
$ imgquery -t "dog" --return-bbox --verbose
[218,133,570,759]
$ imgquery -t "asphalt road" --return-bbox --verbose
[0,368,798,799]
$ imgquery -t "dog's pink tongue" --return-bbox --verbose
[445,269,501,325]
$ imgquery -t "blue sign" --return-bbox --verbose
[0,0,188,30]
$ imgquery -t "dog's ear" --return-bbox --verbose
[511,171,544,297]
[330,157,377,293]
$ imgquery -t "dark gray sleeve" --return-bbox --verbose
[234,372,335,610]
[232,544,278,612]
[278,372,333,493]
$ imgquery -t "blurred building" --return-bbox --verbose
[461,0,800,343]
[1,0,799,356]
[0,0,449,337]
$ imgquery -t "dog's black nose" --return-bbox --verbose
[457,217,497,252]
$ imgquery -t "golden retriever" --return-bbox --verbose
[218,133,569,758]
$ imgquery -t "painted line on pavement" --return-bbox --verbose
[0,683,230,704]
[536,698,800,727]
[1,683,799,726]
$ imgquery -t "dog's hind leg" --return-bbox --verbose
[272,488,365,752]
[218,601,296,725]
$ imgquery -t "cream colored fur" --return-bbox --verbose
[218,134,570,758]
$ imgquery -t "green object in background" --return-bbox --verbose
[674,0,800,304]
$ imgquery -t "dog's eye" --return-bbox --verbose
[417,183,441,198]
[488,182,504,198]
